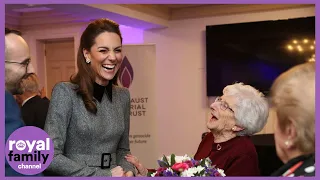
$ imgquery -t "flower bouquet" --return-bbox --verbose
[147,154,226,177]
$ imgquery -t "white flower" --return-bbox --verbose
[180,166,204,177]
[175,154,191,163]
[217,168,226,177]
[174,156,183,163]
[181,168,196,177]
[150,172,156,177]
[205,158,212,167]
[195,166,205,173]
[161,154,192,165]
[182,154,191,161]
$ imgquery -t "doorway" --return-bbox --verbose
[44,38,75,98]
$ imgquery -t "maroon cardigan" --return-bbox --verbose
[194,132,260,176]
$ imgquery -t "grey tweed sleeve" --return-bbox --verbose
[116,88,135,174]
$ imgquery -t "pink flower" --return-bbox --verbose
[172,163,190,172]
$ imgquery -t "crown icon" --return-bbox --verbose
[17,142,25,148]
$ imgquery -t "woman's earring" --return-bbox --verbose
[86,58,91,64]
[232,127,236,131]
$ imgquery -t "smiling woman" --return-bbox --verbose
[194,82,269,176]
[125,83,270,177]
[43,18,135,177]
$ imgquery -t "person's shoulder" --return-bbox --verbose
[55,81,78,89]
[5,91,24,141]
[5,91,21,111]
[5,90,15,102]
[52,82,78,94]
[194,132,214,160]
[198,132,214,149]
[202,132,214,142]
[197,132,214,147]
[231,136,257,156]
[298,154,315,176]
[49,82,80,101]
[41,97,50,103]
[39,96,50,106]
[235,136,255,146]
[113,85,130,98]
[113,85,129,93]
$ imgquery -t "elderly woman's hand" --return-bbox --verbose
[125,171,134,177]
[125,154,148,176]
[111,166,125,177]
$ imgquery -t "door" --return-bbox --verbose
[45,39,75,98]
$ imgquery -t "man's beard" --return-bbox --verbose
[5,66,30,95]
[6,76,25,95]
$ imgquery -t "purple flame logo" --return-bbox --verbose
[119,56,134,88]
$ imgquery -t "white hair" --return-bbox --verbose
[223,82,269,136]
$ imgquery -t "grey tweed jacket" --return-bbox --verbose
[44,82,135,176]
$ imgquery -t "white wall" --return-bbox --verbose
[143,6,315,158]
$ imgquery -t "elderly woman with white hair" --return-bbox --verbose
[194,83,269,176]
[125,83,269,176]
[270,62,315,177]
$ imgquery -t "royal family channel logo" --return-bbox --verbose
[5,126,54,175]
[119,56,134,88]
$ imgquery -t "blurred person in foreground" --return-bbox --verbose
[270,61,315,177]
[5,27,41,176]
